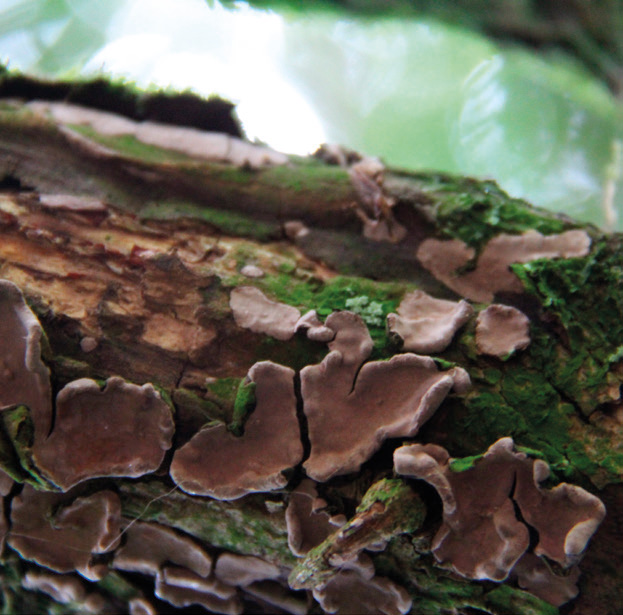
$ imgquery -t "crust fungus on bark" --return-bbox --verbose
[8,486,122,580]
[393,437,605,604]
[295,310,335,343]
[417,229,591,302]
[512,552,581,607]
[387,290,473,353]
[312,569,412,615]
[301,311,468,482]
[243,581,309,615]
[475,304,531,358]
[229,286,301,341]
[29,101,288,169]
[0,280,52,443]
[112,520,213,578]
[154,566,242,615]
[33,377,175,491]
[170,360,303,499]
[285,479,344,558]
[214,552,282,587]
[22,571,107,613]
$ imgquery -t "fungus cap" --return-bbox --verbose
[475,304,531,358]
[285,479,340,557]
[417,230,591,302]
[155,566,242,615]
[302,312,465,482]
[512,553,581,607]
[0,279,52,442]
[113,521,212,578]
[33,376,175,491]
[230,286,301,340]
[312,570,412,615]
[387,290,473,353]
[244,581,309,615]
[295,310,335,343]
[22,571,86,604]
[8,486,122,580]
[170,361,303,499]
[214,552,282,587]
[393,437,606,585]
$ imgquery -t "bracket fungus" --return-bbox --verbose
[512,552,581,607]
[22,571,106,613]
[230,286,301,341]
[295,310,335,343]
[393,437,605,598]
[312,569,412,615]
[301,311,467,482]
[155,566,242,615]
[8,486,122,580]
[387,290,473,353]
[417,229,591,302]
[214,552,282,587]
[30,101,288,168]
[0,280,52,443]
[475,304,531,358]
[112,520,213,578]
[286,479,344,558]
[243,581,309,615]
[349,158,408,244]
[170,360,303,499]
[33,376,175,491]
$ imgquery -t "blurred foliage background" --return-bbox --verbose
[0,0,621,230]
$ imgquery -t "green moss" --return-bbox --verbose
[118,478,295,565]
[449,453,484,473]
[485,584,558,615]
[355,478,425,533]
[172,388,227,425]
[0,406,56,490]
[260,163,351,200]
[67,124,197,163]
[245,272,412,356]
[407,172,572,249]
[512,240,623,414]
[139,200,278,241]
[229,379,257,435]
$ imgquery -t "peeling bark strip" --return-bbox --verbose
[0,88,620,615]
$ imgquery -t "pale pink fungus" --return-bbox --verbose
[155,566,242,615]
[475,304,531,358]
[170,361,303,499]
[113,520,213,578]
[393,437,605,585]
[230,286,301,341]
[8,486,122,580]
[512,553,581,607]
[312,570,412,615]
[387,290,473,353]
[302,311,467,482]
[286,479,342,557]
[33,376,174,491]
[214,552,281,587]
[417,230,591,302]
[0,280,52,443]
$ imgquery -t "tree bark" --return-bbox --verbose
[0,80,622,615]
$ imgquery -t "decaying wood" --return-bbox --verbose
[0,79,623,615]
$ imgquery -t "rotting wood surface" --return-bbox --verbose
[0,82,622,615]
